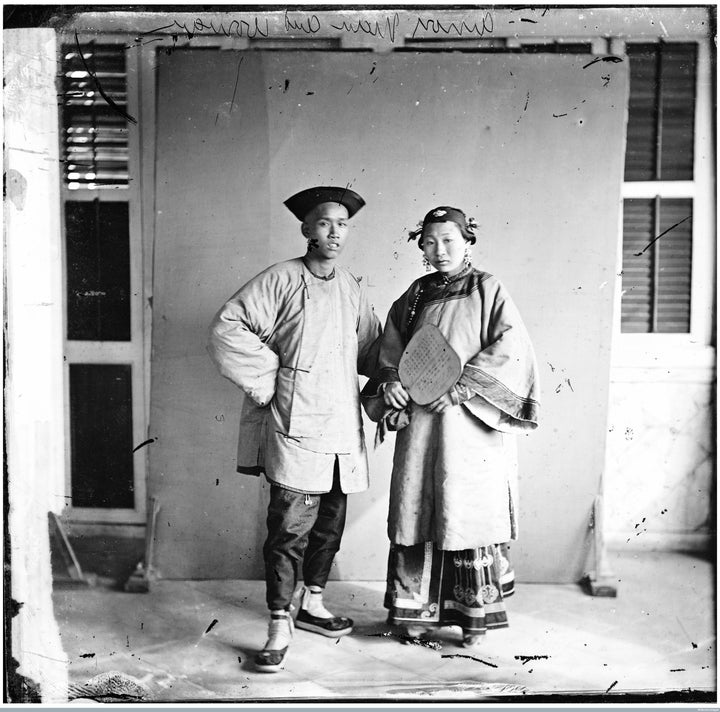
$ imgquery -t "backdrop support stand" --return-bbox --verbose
[124,497,161,593]
[580,494,618,597]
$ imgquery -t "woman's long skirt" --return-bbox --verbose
[384,541,514,635]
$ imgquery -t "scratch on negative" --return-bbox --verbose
[229,57,245,114]
[583,56,624,70]
[203,619,219,635]
[634,215,691,256]
[133,438,157,453]
[74,32,138,125]
[441,654,498,668]
[337,180,354,208]
[515,654,550,665]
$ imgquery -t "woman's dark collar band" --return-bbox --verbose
[435,264,473,285]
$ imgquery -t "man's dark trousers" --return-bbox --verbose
[263,460,347,611]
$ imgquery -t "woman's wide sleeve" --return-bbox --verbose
[376,298,407,384]
[458,280,540,431]
[207,272,281,407]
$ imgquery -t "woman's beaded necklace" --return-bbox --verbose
[407,290,422,321]
[407,286,425,332]
[406,265,472,332]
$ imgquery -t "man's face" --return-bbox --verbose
[302,202,350,260]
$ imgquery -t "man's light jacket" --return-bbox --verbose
[208,258,381,494]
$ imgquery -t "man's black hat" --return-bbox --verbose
[284,186,365,222]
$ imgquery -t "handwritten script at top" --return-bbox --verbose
[144,10,494,43]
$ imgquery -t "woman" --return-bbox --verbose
[376,206,540,647]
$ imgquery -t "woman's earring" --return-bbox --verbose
[422,255,432,272]
[463,248,472,268]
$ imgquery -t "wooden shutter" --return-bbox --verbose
[656,198,693,332]
[622,42,696,334]
[624,44,658,181]
[624,43,696,181]
[621,199,654,332]
[659,44,696,180]
[621,198,693,333]
[61,43,129,190]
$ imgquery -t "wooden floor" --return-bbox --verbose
[52,550,715,703]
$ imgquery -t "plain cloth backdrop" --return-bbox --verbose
[150,50,627,582]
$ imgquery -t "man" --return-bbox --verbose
[207,186,381,673]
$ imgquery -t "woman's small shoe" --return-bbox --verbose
[399,624,430,643]
[295,608,353,638]
[462,632,484,648]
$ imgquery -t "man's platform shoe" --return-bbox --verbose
[255,611,293,673]
[295,608,353,638]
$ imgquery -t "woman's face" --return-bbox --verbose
[422,221,467,276]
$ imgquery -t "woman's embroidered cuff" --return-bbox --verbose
[451,382,473,406]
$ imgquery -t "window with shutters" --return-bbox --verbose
[62,44,130,190]
[620,42,707,336]
[59,39,147,523]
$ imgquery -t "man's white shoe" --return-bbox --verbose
[255,611,293,673]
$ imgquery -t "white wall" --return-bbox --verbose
[4,28,69,702]
[606,354,715,551]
